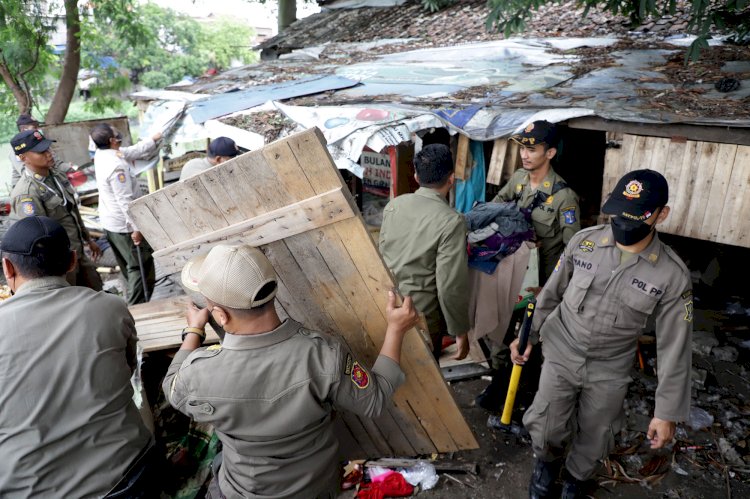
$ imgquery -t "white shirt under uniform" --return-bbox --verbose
[94,139,156,233]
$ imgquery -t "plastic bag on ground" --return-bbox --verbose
[400,460,439,490]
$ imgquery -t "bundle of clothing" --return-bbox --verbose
[464,201,535,274]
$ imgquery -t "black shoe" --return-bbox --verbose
[560,471,586,499]
[475,371,507,412]
[528,458,561,499]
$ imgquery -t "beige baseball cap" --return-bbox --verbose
[181,244,278,309]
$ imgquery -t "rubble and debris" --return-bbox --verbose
[693,330,720,356]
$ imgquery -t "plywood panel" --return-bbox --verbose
[128,128,478,457]
[603,134,749,248]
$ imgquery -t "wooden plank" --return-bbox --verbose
[733,150,750,247]
[684,141,721,238]
[567,116,750,147]
[504,141,520,180]
[658,139,687,227]
[486,139,507,186]
[701,144,737,241]
[646,137,671,177]
[454,134,470,181]
[153,188,356,274]
[138,191,194,244]
[629,135,654,172]
[314,226,435,454]
[666,140,700,235]
[128,202,173,249]
[332,216,478,451]
[164,176,230,235]
[388,143,416,198]
[717,146,750,246]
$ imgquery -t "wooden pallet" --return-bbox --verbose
[128,128,478,457]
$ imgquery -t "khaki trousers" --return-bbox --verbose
[523,358,629,480]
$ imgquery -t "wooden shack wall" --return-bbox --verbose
[603,132,750,248]
[128,128,478,458]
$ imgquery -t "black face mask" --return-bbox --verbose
[610,216,655,246]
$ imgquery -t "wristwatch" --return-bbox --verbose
[181,327,206,344]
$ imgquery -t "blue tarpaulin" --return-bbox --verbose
[187,75,360,123]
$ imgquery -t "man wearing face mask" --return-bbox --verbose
[511,170,693,498]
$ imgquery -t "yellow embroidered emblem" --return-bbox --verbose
[623,180,643,199]
[516,183,523,192]
[648,253,658,263]
[543,181,551,188]
[525,123,535,133]
[545,195,554,205]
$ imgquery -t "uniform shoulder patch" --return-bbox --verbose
[562,207,577,225]
[206,344,222,351]
[350,361,370,389]
[116,171,127,183]
[684,301,693,322]
[579,240,595,253]
[20,199,36,215]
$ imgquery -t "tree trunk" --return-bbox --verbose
[0,61,32,114]
[45,0,81,125]
[278,0,297,32]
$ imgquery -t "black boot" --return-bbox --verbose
[528,458,561,499]
[475,370,507,411]
[560,470,586,499]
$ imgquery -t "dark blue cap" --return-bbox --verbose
[208,137,238,158]
[0,216,70,256]
[510,120,558,147]
[11,129,54,155]
[602,169,669,222]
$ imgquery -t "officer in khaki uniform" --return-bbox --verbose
[511,170,693,498]
[163,244,418,499]
[379,143,470,360]
[8,129,103,290]
[492,121,580,285]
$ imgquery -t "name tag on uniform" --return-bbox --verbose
[630,277,663,298]
[572,256,597,273]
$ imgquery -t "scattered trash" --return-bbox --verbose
[718,438,744,465]
[692,331,719,356]
[712,346,739,362]
[358,470,413,498]
[689,406,715,431]
[400,461,439,491]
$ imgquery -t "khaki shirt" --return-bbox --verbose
[163,319,405,499]
[179,156,212,181]
[9,167,90,257]
[492,168,580,277]
[379,187,470,336]
[94,139,157,233]
[0,277,152,496]
[532,225,693,421]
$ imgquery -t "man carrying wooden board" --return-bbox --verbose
[379,143,471,360]
[163,244,419,498]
